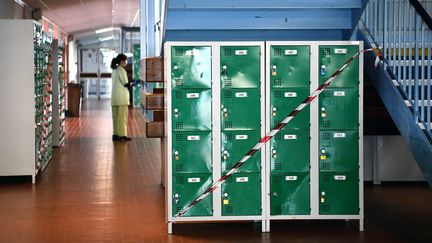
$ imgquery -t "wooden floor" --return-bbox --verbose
[0,99,431,242]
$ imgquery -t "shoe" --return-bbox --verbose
[112,135,120,141]
[120,136,132,141]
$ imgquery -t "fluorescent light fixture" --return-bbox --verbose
[99,36,114,42]
[14,0,27,7]
[95,27,114,34]
[130,9,140,27]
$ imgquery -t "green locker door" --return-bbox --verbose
[270,87,310,130]
[221,89,261,130]
[172,173,213,217]
[319,172,359,215]
[319,88,359,130]
[172,89,212,131]
[319,130,359,172]
[270,45,310,88]
[270,172,310,215]
[270,129,310,173]
[171,46,212,89]
[221,130,261,173]
[172,131,212,174]
[221,173,261,216]
[319,45,359,87]
[220,46,260,88]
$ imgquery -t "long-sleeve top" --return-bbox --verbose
[111,66,130,106]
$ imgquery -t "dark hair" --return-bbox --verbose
[110,54,127,69]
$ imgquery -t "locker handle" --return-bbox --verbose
[222,108,228,118]
[222,150,228,161]
[272,107,277,117]
[271,149,277,159]
[174,108,179,118]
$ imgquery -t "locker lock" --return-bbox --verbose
[173,65,178,70]
[320,191,326,203]
[222,108,228,118]
[272,65,277,76]
[320,107,327,118]
[320,65,327,76]
[174,150,179,160]
[174,108,179,118]
[222,65,227,75]
[222,150,229,161]
[320,147,327,160]
[272,107,277,117]
[223,193,229,205]
[174,193,179,204]
[271,149,277,159]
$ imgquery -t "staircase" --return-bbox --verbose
[164,0,369,41]
[358,0,432,187]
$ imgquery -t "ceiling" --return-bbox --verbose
[24,0,140,40]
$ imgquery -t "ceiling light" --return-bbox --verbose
[130,9,140,27]
[99,36,114,42]
[95,27,114,34]
[14,0,27,7]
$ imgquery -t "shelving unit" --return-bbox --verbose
[132,44,141,108]
[52,39,66,147]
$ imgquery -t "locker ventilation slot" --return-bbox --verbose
[273,175,283,184]
[175,122,184,130]
[272,205,282,215]
[175,80,183,86]
[323,48,331,56]
[176,134,184,142]
[175,91,183,99]
[227,177,234,183]
[323,120,330,128]
[274,48,282,56]
[224,48,232,56]
[321,204,331,213]
[175,164,184,172]
[224,206,233,215]
[224,121,233,129]
[274,90,283,98]
[176,176,185,184]
[224,162,232,170]
[274,79,282,87]
[322,132,330,140]
[321,162,331,171]
[322,89,331,97]
[175,49,183,56]
[224,91,232,99]
[223,78,232,87]
[176,206,183,213]
[274,133,282,141]
[225,133,233,141]
[274,163,282,171]
[322,174,331,183]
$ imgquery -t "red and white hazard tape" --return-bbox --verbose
[169,48,379,223]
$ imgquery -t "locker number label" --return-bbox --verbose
[235,50,248,55]
[333,91,346,97]
[284,134,298,140]
[236,177,249,183]
[188,177,201,183]
[333,132,346,138]
[284,49,298,55]
[334,48,348,54]
[187,135,201,141]
[235,92,248,98]
[235,135,248,140]
[334,175,347,181]
[285,176,298,181]
[186,93,200,99]
[284,92,297,98]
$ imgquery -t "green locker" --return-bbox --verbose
[171,46,212,89]
[221,173,261,216]
[172,89,212,131]
[220,46,260,88]
[221,89,260,130]
[270,172,310,215]
[173,173,213,216]
[270,45,310,88]
[319,172,359,215]
[319,88,359,130]
[172,131,212,174]
[319,130,359,172]
[319,45,359,87]
[270,87,310,130]
[270,129,310,173]
[221,130,261,173]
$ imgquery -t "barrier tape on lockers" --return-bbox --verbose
[169,48,381,223]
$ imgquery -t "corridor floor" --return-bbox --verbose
[0,99,431,242]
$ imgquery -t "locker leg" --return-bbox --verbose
[32,175,36,184]
[168,222,173,234]
[261,219,266,233]
[266,219,271,232]
[359,219,364,232]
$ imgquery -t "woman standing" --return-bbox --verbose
[111,54,132,141]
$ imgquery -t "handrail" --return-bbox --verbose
[361,0,432,135]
